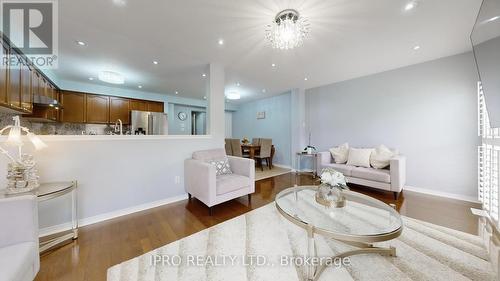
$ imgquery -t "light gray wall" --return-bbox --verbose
[306,52,479,199]
[232,92,292,166]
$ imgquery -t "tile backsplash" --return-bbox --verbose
[0,113,128,135]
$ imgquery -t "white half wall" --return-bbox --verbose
[0,63,226,229]
[306,52,479,199]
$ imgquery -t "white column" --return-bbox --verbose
[290,88,307,170]
[207,63,226,143]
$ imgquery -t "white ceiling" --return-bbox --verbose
[54,0,481,103]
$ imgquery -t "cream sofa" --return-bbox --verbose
[0,195,40,281]
[185,148,255,215]
[317,151,406,199]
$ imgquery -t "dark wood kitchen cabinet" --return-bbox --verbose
[147,101,164,112]
[86,94,109,124]
[130,99,147,111]
[7,50,22,110]
[109,96,130,124]
[60,91,86,123]
[0,45,8,106]
[20,59,32,113]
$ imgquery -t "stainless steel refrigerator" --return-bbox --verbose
[130,110,168,135]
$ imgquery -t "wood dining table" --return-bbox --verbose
[241,143,275,167]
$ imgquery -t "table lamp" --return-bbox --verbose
[1,116,47,194]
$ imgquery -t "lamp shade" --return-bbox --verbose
[6,126,22,146]
[27,133,47,150]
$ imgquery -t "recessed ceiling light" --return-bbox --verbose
[138,85,143,89]
[271,63,276,67]
[226,92,241,100]
[218,39,224,45]
[175,91,179,95]
[76,41,87,46]
[203,96,207,100]
[413,45,421,50]
[98,71,125,84]
[404,1,417,11]
[236,82,240,86]
[88,77,94,81]
[304,77,308,81]
[202,73,207,77]
[152,60,159,65]
[112,0,126,6]
[262,89,267,93]
[486,16,500,23]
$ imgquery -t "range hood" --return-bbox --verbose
[33,94,62,109]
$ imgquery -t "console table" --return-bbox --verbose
[1,181,78,253]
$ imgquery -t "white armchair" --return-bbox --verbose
[184,149,255,215]
[0,195,40,281]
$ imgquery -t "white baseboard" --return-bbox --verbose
[39,193,188,237]
[404,185,479,203]
[273,164,293,170]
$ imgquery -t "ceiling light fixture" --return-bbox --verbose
[76,41,87,46]
[138,85,143,89]
[262,89,267,93]
[271,63,276,67]
[226,92,241,100]
[404,1,417,11]
[236,82,240,86]
[266,9,310,50]
[88,77,94,81]
[175,91,179,95]
[112,0,127,6]
[98,71,125,84]
[304,77,308,81]
[203,96,207,100]
[152,60,159,65]
[413,45,421,50]
[484,16,500,23]
[218,39,224,45]
[202,73,207,77]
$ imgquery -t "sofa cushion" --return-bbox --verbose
[329,143,349,164]
[370,144,395,169]
[351,167,391,183]
[347,148,373,168]
[0,242,38,281]
[323,163,353,177]
[216,174,250,195]
[192,149,227,161]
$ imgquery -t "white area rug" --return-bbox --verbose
[255,166,291,181]
[107,203,496,281]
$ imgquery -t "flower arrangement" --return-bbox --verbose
[320,168,347,188]
[242,137,249,144]
[316,168,348,208]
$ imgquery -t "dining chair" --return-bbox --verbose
[224,139,233,156]
[251,138,261,146]
[254,138,272,171]
[230,139,243,157]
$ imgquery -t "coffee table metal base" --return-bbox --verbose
[306,225,396,281]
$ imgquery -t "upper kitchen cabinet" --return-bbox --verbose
[130,99,147,111]
[0,45,8,106]
[7,50,22,111]
[86,94,109,124]
[147,101,164,113]
[60,91,86,123]
[109,96,130,124]
[20,59,32,113]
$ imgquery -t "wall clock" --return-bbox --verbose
[178,111,187,121]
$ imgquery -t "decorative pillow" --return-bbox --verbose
[370,145,395,169]
[346,148,373,168]
[329,143,349,164]
[208,158,233,176]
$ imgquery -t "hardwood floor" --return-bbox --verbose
[35,172,480,281]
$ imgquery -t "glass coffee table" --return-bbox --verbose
[275,185,403,281]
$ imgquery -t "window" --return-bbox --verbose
[478,82,500,224]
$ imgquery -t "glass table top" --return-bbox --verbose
[0,181,75,199]
[275,186,403,238]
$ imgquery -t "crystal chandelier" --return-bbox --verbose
[265,9,310,50]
